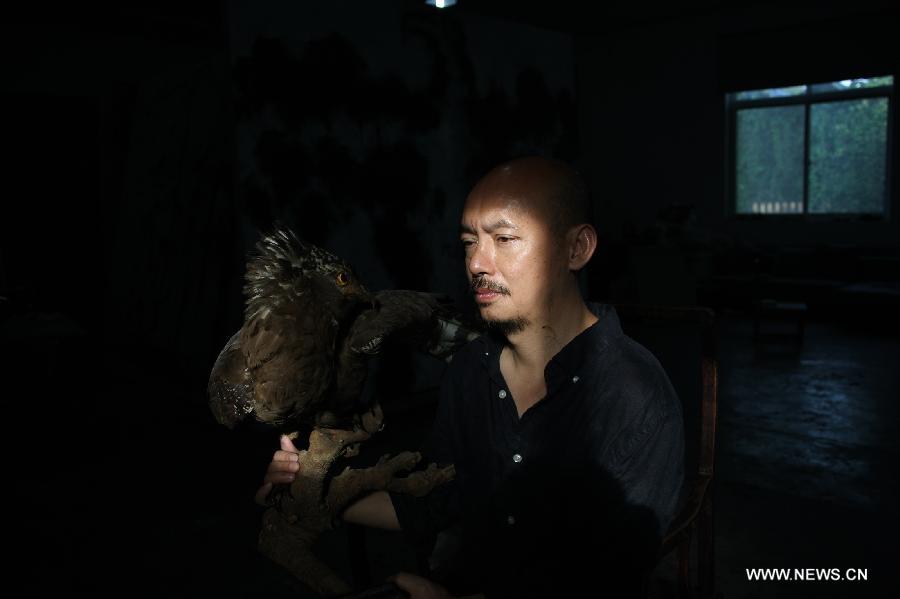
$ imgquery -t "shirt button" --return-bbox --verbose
[572,375,580,383]
[498,389,507,399]
[507,515,516,525]
[512,453,522,463]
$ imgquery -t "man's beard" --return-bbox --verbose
[477,313,530,336]
[471,274,530,336]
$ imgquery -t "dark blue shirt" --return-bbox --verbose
[390,303,684,597]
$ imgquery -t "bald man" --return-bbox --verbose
[259,157,684,598]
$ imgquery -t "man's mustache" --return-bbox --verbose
[471,276,510,295]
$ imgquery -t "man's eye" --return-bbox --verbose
[461,239,475,248]
[497,236,513,243]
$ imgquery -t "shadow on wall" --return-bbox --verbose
[233,25,578,293]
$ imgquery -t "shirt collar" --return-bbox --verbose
[549,302,621,379]
[478,302,623,384]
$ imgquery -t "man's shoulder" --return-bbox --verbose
[582,333,684,472]
[583,303,669,388]
[585,332,680,421]
[611,334,669,383]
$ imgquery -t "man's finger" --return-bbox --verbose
[264,472,297,485]
[273,449,299,462]
[280,434,300,453]
[390,571,451,598]
[267,460,300,474]
[266,461,299,477]
[254,482,272,507]
[389,572,415,592]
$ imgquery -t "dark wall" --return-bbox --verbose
[227,0,577,299]
[3,1,579,386]
[1,7,239,592]
[0,3,579,593]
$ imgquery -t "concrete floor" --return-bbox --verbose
[651,313,899,599]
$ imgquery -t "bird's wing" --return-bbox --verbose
[208,330,255,429]
[241,309,290,370]
[243,303,339,428]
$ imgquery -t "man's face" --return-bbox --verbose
[460,192,565,334]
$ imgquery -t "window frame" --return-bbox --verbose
[725,77,894,221]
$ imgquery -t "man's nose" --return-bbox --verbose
[468,240,494,276]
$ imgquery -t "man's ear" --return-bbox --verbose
[567,224,597,271]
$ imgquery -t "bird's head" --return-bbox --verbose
[244,227,372,322]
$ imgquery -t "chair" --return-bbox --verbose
[613,304,718,599]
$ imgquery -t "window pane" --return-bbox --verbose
[810,76,893,94]
[736,105,805,214]
[809,98,888,214]
[735,85,807,101]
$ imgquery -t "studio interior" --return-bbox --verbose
[2,1,897,597]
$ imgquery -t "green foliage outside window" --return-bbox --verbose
[809,98,887,214]
[736,106,804,214]
[731,76,891,216]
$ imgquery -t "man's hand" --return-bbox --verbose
[388,572,454,599]
[254,434,301,507]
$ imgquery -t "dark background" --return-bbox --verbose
[1,1,898,597]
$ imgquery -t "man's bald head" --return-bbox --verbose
[466,156,591,238]
[460,156,598,336]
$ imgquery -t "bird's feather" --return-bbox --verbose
[208,331,254,429]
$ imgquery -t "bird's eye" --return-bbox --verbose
[336,271,350,286]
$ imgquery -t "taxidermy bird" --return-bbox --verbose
[208,227,477,432]
[207,227,476,597]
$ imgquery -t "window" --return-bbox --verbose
[727,75,893,217]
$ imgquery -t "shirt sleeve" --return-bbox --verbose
[611,396,685,536]
[603,372,685,559]
[569,361,686,584]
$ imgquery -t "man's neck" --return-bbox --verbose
[502,293,598,376]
